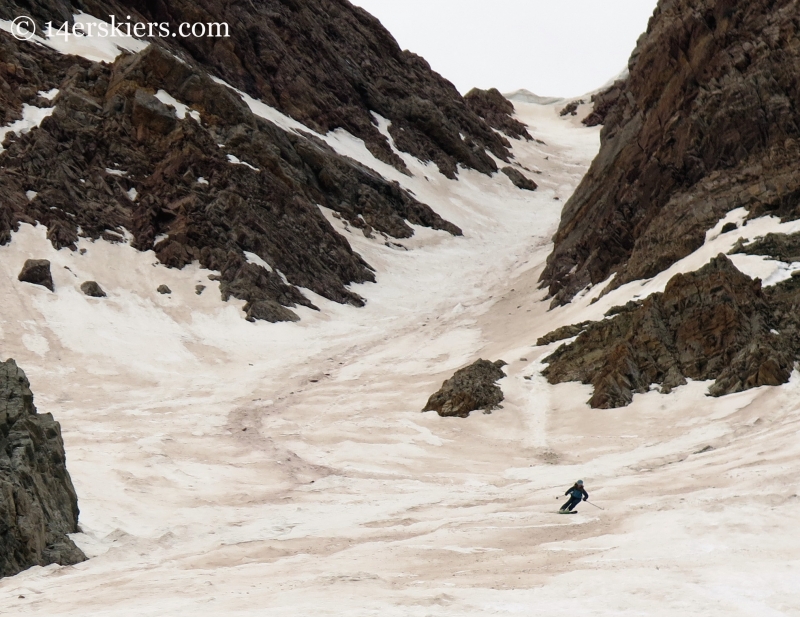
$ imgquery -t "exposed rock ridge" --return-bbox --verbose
[0,0,524,180]
[542,0,800,307]
[542,255,800,409]
[0,35,462,320]
[0,359,86,578]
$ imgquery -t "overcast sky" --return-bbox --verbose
[349,0,659,98]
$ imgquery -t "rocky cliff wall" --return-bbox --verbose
[0,359,85,578]
[542,0,800,306]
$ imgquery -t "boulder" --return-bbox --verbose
[80,281,106,297]
[423,359,507,418]
[18,259,54,291]
[157,285,172,295]
[582,81,625,127]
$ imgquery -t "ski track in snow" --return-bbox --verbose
[1,90,800,616]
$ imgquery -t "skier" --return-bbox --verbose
[560,480,588,513]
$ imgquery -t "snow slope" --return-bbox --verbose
[1,96,799,616]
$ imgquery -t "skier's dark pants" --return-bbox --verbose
[561,496,581,511]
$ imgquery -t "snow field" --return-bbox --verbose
[0,69,799,616]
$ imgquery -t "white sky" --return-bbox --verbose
[350,0,659,98]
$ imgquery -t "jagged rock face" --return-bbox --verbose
[423,359,507,418]
[542,0,800,306]
[542,255,799,409]
[0,359,86,578]
[0,36,461,320]
[1,0,522,180]
[0,0,528,322]
[581,80,625,128]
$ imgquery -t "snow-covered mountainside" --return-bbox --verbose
[2,0,800,615]
[0,0,533,324]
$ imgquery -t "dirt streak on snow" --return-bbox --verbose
[1,100,799,616]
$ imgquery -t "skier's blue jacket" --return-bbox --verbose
[565,485,589,500]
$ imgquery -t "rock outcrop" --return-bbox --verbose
[542,255,800,408]
[542,0,800,307]
[245,299,301,324]
[559,100,583,117]
[464,88,532,141]
[0,0,524,180]
[732,233,800,263]
[536,322,591,347]
[0,0,530,323]
[0,359,86,578]
[501,167,538,192]
[17,259,53,291]
[423,359,507,418]
[582,80,626,127]
[0,37,456,321]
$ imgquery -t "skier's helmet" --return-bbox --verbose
[576,480,584,485]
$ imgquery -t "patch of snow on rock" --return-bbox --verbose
[226,154,260,171]
[154,90,200,122]
[0,104,56,153]
[244,252,273,272]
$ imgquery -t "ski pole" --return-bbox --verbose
[585,500,604,511]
